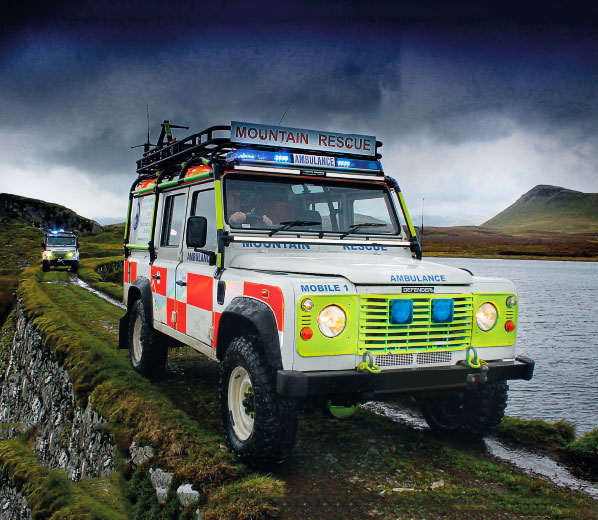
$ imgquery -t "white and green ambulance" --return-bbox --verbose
[42,230,79,273]
[119,121,534,468]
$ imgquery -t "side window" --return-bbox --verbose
[160,194,186,247]
[191,189,217,249]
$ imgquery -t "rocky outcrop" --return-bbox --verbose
[0,302,202,516]
[0,475,31,520]
[0,193,103,234]
[0,303,115,481]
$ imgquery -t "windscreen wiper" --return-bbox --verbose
[340,222,386,238]
[268,220,321,237]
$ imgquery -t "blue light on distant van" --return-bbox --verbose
[432,299,454,323]
[390,299,413,325]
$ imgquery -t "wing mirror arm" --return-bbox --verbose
[192,248,217,266]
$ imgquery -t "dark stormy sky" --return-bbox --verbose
[1,1,597,225]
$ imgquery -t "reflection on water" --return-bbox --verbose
[431,258,598,435]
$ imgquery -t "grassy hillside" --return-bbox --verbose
[482,185,598,233]
[421,226,598,260]
[3,266,596,519]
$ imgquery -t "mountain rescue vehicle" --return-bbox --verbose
[42,229,79,273]
[119,120,535,468]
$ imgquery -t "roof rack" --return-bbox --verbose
[136,121,383,176]
[136,123,231,174]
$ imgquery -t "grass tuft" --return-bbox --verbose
[563,429,598,478]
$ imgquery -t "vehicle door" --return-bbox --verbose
[175,186,218,345]
[152,189,188,328]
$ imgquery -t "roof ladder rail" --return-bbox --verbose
[136,125,232,174]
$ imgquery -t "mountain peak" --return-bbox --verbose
[482,185,598,233]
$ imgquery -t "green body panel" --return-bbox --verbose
[296,295,358,356]
[471,293,518,347]
[296,292,517,358]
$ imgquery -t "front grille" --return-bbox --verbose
[374,351,454,368]
[359,295,473,354]
[417,351,452,364]
[375,353,413,367]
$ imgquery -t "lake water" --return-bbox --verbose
[429,257,598,435]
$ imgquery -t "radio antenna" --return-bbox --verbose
[131,105,157,152]
[146,105,151,151]
[278,98,294,126]
[421,198,425,243]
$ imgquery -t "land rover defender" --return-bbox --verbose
[119,121,534,467]
[42,230,79,273]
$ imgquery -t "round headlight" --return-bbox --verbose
[476,302,498,331]
[506,296,517,308]
[317,305,346,338]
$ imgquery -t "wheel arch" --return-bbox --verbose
[216,296,282,370]
[118,277,154,350]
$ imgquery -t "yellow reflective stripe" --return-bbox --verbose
[215,179,224,229]
[398,191,417,237]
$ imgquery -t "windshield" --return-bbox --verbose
[224,174,403,236]
[46,236,77,247]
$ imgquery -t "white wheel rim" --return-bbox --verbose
[228,366,254,441]
[132,315,143,363]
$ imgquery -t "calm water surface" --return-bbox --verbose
[430,257,598,435]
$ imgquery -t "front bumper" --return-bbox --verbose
[277,355,534,399]
[47,258,77,266]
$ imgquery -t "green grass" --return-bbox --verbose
[0,434,128,519]
[78,255,123,301]
[563,430,598,479]
[0,212,45,324]
[482,185,598,234]
[497,416,577,450]
[14,266,284,518]
[79,223,124,259]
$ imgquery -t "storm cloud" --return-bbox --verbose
[1,0,597,224]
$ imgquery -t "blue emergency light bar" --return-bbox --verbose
[226,149,382,173]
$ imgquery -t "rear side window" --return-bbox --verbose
[160,194,186,247]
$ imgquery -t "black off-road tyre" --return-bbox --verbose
[420,380,508,438]
[220,336,298,468]
[128,299,167,378]
[70,261,79,273]
[42,261,50,272]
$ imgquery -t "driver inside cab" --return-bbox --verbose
[227,184,293,228]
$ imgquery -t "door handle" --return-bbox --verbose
[176,280,187,287]
[152,273,160,280]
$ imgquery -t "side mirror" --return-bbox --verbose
[186,216,207,249]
